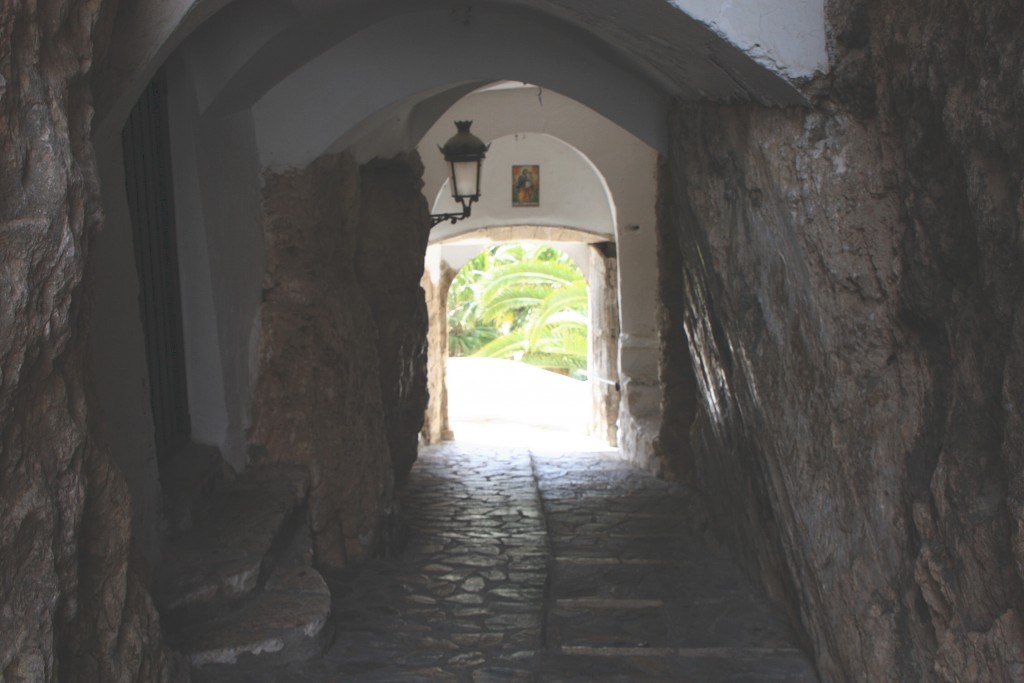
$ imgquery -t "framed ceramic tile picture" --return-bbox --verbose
[512,165,540,207]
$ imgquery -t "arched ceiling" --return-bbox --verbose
[93,0,824,153]
[249,6,670,166]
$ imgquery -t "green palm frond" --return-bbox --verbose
[473,330,529,358]
[541,331,588,357]
[448,243,589,372]
[449,324,501,356]
[520,352,588,371]
[480,261,583,305]
[525,281,589,348]
[542,311,588,328]
[479,285,551,323]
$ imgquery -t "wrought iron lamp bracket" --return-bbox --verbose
[430,197,476,227]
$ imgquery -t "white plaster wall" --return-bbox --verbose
[87,23,267,560]
[610,171,662,457]
[183,0,297,114]
[419,87,625,237]
[191,109,265,471]
[92,140,164,567]
[165,54,230,450]
[251,8,669,168]
[94,0,820,149]
[430,133,615,238]
[164,49,266,470]
[93,0,236,145]
[670,0,828,78]
[418,86,660,351]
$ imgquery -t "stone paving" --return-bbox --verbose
[198,442,818,682]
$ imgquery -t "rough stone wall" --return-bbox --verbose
[0,0,180,680]
[250,153,395,570]
[663,0,1024,679]
[588,245,620,447]
[617,374,662,473]
[355,155,431,481]
[421,261,456,446]
[653,162,700,487]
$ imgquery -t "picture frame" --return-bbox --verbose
[512,165,540,207]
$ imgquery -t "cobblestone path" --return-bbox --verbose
[202,442,818,681]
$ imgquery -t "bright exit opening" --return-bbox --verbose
[444,242,612,448]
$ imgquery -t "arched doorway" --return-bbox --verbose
[441,241,600,447]
[419,116,630,449]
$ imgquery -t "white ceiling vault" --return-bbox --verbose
[93,0,827,155]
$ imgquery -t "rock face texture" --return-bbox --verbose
[251,152,431,569]
[588,245,620,447]
[356,155,432,482]
[654,165,700,487]
[250,153,394,569]
[658,0,1024,680]
[0,0,180,680]
[421,260,457,446]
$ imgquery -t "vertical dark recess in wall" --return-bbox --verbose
[122,69,191,469]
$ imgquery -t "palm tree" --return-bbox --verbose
[447,243,588,375]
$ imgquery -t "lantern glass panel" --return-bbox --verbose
[449,159,481,200]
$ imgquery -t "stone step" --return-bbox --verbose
[157,464,310,611]
[172,561,333,669]
[542,646,819,682]
[166,504,333,672]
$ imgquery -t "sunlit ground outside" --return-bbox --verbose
[446,356,615,454]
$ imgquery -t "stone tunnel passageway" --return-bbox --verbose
[13,0,1024,679]
[195,442,818,682]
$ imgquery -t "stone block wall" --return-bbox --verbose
[658,0,1024,679]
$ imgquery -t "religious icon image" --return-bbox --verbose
[512,165,540,207]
